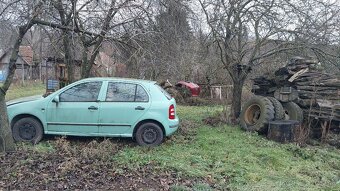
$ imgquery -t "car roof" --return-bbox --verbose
[78,77,157,85]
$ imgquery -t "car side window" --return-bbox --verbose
[106,82,149,102]
[59,81,102,102]
[135,85,149,102]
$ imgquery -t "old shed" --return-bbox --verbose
[0,46,34,82]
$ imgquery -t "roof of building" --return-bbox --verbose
[19,46,33,65]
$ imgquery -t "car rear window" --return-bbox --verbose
[155,84,172,100]
[106,82,149,102]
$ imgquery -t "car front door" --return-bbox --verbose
[46,81,103,135]
[98,82,151,135]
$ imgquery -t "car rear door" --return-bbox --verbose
[98,81,151,135]
[46,81,103,134]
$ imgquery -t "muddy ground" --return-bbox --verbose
[0,137,208,190]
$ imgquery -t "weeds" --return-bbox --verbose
[114,106,340,190]
[52,137,120,161]
[2,104,340,190]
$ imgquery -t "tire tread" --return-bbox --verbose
[240,96,275,132]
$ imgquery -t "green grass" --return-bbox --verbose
[114,105,340,190]
[5,81,45,101]
[7,84,340,190]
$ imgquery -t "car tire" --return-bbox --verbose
[135,122,164,146]
[12,117,43,144]
[267,97,285,120]
[282,102,304,123]
[240,96,275,133]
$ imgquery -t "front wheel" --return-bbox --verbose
[12,117,43,144]
[135,122,164,146]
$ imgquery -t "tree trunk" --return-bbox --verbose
[62,31,74,83]
[84,47,101,78]
[80,35,106,79]
[80,41,100,78]
[80,42,102,79]
[0,1,44,152]
[79,0,117,79]
[0,24,35,152]
[230,78,245,122]
[81,44,90,78]
[0,92,15,152]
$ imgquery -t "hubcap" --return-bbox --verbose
[284,110,290,120]
[244,104,261,125]
[142,128,157,144]
[19,123,36,140]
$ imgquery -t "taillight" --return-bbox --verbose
[169,104,175,119]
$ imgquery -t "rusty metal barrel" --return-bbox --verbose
[267,120,300,143]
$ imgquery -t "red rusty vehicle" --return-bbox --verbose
[175,81,200,97]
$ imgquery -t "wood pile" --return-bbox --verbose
[158,80,186,103]
[253,57,340,122]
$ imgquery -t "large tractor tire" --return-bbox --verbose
[282,102,304,123]
[267,97,285,120]
[240,96,275,133]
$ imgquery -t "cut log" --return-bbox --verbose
[252,57,339,122]
[267,120,300,143]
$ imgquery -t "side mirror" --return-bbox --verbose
[52,95,60,103]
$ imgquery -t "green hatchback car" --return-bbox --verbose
[7,78,179,146]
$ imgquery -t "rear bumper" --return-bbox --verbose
[165,118,179,136]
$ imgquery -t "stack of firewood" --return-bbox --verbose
[253,57,340,121]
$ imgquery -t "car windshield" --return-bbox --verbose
[155,84,172,100]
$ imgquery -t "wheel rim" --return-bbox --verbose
[142,127,157,144]
[284,110,290,120]
[19,123,36,140]
[244,104,261,125]
[284,109,291,120]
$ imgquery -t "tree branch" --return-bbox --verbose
[0,0,21,17]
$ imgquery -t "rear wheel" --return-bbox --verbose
[282,102,304,122]
[240,96,275,132]
[267,97,285,120]
[12,117,43,144]
[135,122,164,146]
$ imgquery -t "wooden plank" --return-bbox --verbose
[288,68,309,82]
[252,57,339,122]
[296,86,338,91]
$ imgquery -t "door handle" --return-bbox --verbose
[135,106,145,110]
[88,106,98,110]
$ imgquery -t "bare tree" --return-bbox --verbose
[0,0,45,152]
[32,0,152,80]
[291,0,340,72]
[76,0,147,78]
[52,0,76,82]
[124,0,195,81]
[198,0,340,121]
